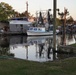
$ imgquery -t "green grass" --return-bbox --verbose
[70,43,76,47]
[0,58,76,75]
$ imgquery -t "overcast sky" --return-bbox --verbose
[0,0,76,20]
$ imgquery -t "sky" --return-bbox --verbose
[0,0,76,20]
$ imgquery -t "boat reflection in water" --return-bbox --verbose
[0,35,76,62]
[10,36,55,62]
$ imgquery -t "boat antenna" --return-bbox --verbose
[26,1,28,18]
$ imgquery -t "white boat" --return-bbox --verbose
[27,25,59,36]
[26,10,59,36]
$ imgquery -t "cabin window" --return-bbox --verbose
[20,24,23,27]
[20,24,23,31]
[34,28,37,30]
[30,28,33,30]
[50,26,53,30]
[38,28,41,31]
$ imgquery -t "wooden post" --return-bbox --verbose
[62,8,67,45]
[53,0,57,50]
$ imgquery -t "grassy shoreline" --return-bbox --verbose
[69,43,76,47]
[0,44,76,75]
[0,57,76,75]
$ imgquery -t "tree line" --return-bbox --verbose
[0,2,33,21]
[0,2,74,25]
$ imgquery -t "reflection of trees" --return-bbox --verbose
[47,46,52,59]
[25,45,29,60]
[47,38,53,59]
[36,38,53,60]
[74,35,76,43]
[57,46,75,60]
[68,34,73,41]
[60,35,66,45]
[38,44,44,58]
[0,36,9,47]
[0,36,14,58]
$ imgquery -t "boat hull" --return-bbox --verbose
[27,31,53,36]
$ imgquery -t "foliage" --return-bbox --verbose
[20,11,30,17]
[66,16,74,24]
[12,10,33,19]
[56,16,74,27]
[0,2,14,21]
[0,2,34,22]
[56,18,62,26]
[50,18,62,26]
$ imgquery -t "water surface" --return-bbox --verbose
[0,34,76,62]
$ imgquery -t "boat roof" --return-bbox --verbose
[9,20,32,25]
[9,17,32,25]
[10,17,28,21]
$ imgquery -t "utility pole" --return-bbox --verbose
[53,0,57,50]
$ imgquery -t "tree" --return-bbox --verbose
[56,18,62,26]
[66,16,74,24]
[0,2,14,21]
[18,11,31,18]
[14,11,20,17]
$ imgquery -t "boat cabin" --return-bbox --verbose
[9,17,32,33]
[28,27,46,32]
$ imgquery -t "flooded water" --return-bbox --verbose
[0,34,76,62]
